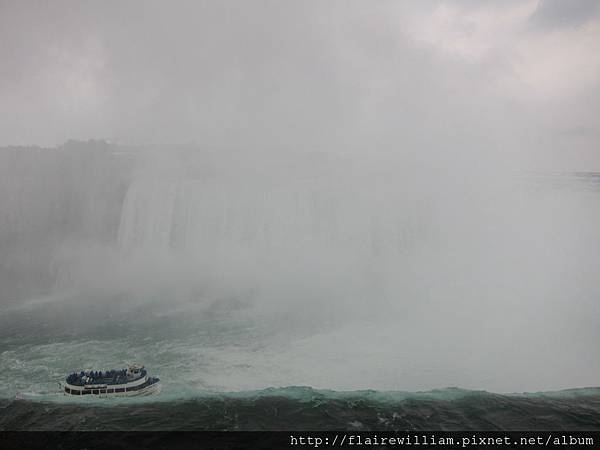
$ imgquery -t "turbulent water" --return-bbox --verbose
[3,300,600,431]
[2,261,600,431]
[3,387,600,431]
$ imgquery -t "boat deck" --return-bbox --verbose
[66,368,146,386]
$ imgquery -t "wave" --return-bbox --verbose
[3,386,600,431]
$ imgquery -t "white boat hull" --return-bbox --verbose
[83,381,162,397]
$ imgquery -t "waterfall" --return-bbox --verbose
[117,179,179,251]
[116,174,430,265]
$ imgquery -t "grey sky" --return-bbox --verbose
[529,0,600,29]
[0,0,598,169]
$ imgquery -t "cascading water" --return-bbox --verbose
[118,179,180,252]
[116,173,429,261]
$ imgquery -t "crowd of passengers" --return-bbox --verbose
[66,369,137,385]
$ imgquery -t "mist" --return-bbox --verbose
[1,1,600,395]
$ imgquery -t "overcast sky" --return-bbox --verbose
[0,0,599,169]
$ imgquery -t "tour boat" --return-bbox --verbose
[63,364,160,396]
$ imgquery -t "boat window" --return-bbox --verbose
[100,389,107,394]
[107,389,114,393]
[115,388,125,393]
[82,390,91,395]
[64,387,71,394]
[93,390,99,394]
